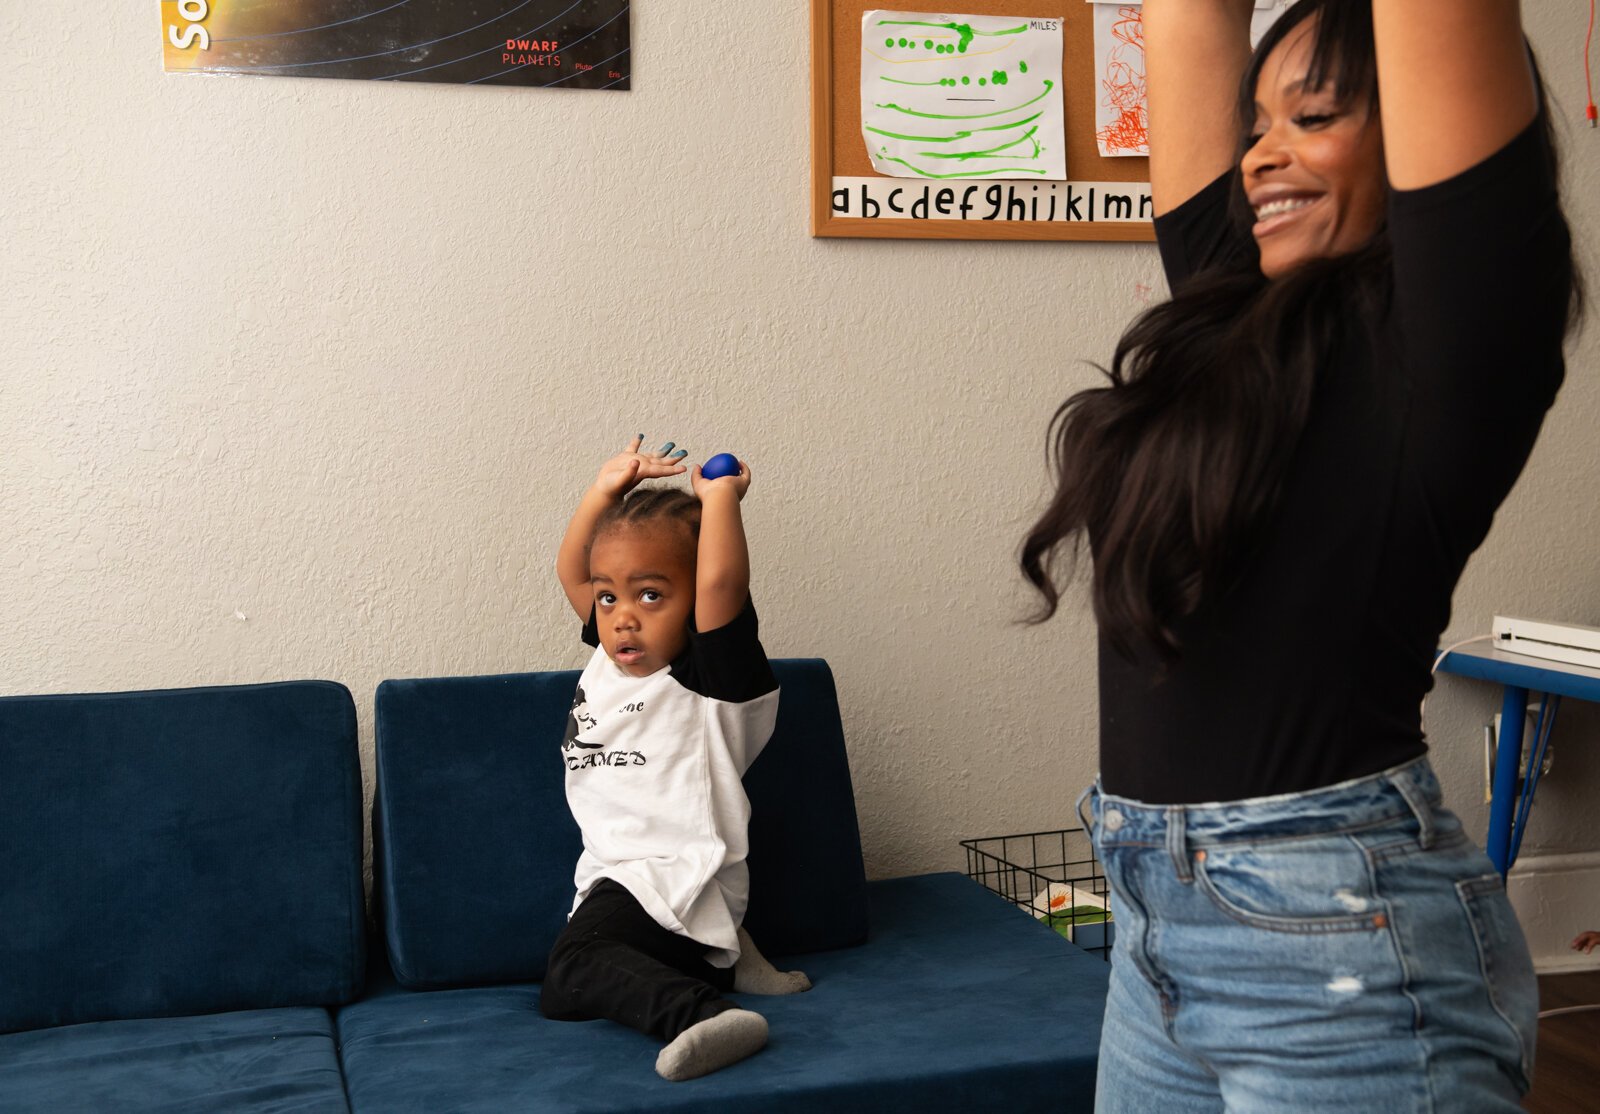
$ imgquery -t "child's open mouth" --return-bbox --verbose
[614,645,644,666]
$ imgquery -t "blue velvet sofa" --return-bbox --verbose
[0,681,364,1112]
[1,662,1109,1112]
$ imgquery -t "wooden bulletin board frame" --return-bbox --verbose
[812,0,1154,242]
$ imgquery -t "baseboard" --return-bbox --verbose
[1505,850,1600,974]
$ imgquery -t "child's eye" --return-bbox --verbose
[640,590,663,604]
[597,591,616,606]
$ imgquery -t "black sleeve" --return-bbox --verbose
[1152,169,1259,291]
[581,606,599,648]
[1388,116,1573,541]
[672,599,778,704]
[1389,116,1570,415]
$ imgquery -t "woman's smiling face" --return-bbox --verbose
[1242,15,1386,279]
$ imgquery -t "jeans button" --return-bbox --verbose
[1103,809,1125,832]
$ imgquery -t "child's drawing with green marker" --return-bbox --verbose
[859,9,1067,182]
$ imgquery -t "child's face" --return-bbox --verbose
[588,524,696,677]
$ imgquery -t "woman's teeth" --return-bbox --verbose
[1255,197,1316,221]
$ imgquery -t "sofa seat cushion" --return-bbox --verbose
[0,1006,348,1114]
[337,873,1108,1112]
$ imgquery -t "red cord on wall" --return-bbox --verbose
[1587,0,1597,125]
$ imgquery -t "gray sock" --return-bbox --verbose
[655,1008,768,1081]
[733,927,813,995]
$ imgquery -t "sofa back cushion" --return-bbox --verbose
[374,658,867,989]
[0,681,366,1034]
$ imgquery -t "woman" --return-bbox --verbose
[1021,0,1578,1108]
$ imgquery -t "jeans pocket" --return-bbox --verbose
[1193,836,1388,934]
[1455,873,1537,1087]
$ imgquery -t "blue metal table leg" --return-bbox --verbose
[1508,694,1561,867]
[1487,685,1528,877]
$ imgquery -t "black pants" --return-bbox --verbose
[539,879,736,1042]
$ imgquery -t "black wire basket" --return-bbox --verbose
[960,828,1113,961]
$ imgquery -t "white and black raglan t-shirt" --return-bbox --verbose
[562,600,779,968]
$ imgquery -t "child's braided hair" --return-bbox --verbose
[593,487,701,548]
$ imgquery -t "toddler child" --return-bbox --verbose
[540,436,810,1082]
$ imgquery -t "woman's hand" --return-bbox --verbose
[595,434,688,498]
[1572,931,1600,955]
[691,456,751,502]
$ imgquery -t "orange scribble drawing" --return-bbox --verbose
[1096,6,1148,155]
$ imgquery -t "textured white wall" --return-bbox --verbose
[1,4,1595,883]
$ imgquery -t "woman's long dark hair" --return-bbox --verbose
[1020,0,1375,662]
[1021,0,1574,663]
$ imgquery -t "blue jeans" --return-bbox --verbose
[1080,757,1536,1113]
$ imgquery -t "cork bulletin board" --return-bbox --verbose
[812,1,1155,241]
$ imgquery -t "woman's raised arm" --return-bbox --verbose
[1373,0,1536,190]
[1143,0,1258,216]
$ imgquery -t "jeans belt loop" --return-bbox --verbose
[1392,768,1437,849]
[1166,806,1193,883]
[1075,782,1097,835]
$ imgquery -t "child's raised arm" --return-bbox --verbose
[690,458,752,633]
[556,436,687,620]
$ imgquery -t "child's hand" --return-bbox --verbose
[691,456,751,501]
[595,435,688,498]
[1573,931,1600,954]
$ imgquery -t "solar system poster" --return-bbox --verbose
[161,1,630,90]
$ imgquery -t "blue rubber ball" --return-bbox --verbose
[701,453,741,480]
